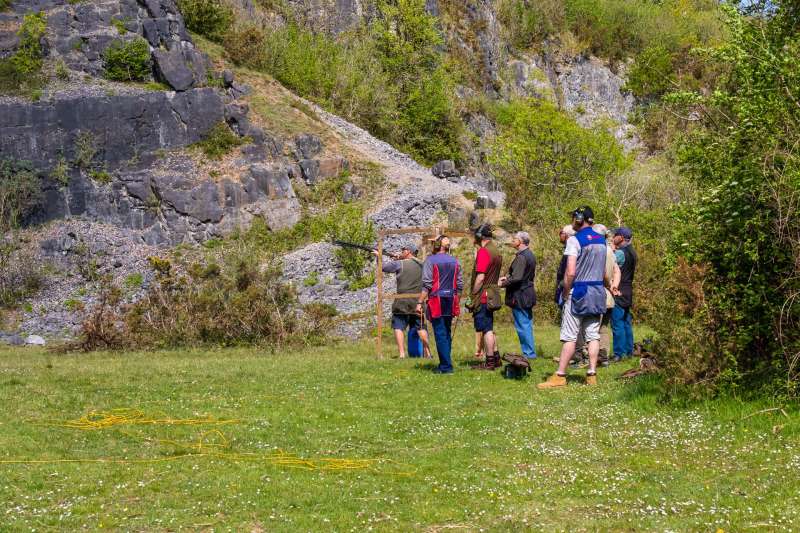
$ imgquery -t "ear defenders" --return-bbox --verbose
[474,223,493,240]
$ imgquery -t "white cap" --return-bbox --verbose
[560,225,576,237]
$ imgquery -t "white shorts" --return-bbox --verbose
[560,297,601,343]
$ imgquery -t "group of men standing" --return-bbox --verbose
[378,205,636,386]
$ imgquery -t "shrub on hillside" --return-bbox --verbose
[0,12,46,97]
[177,0,234,42]
[192,121,245,159]
[73,256,330,351]
[103,38,152,82]
[0,159,41,231]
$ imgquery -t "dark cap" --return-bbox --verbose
[571,206,594,224]
[613,227,633,239]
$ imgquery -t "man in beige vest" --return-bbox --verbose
[376,244,431,358]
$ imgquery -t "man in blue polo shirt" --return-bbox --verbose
[539,206,610,389]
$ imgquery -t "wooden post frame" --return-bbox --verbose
[374,226,472,358]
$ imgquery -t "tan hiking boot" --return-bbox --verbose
[537,374,567,390]
[586,373,597,386]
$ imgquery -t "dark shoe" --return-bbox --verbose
[612,355,623,363]
[433,368,454,374]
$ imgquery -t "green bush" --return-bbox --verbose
[0,159,41,231]
[192,122,245,159]
[0,0,11,11]
[177,0,234,42]
[0,12,46,97]
[103,38,151,82]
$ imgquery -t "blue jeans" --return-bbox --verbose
[431,316,453,372]
[511,307,536,358]
[611,306,634,357]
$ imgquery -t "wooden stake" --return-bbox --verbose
[376,230,385,359]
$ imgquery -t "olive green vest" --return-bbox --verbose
[393,257,423,315]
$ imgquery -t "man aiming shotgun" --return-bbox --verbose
[372,244,431,359]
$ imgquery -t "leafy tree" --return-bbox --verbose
[488,99,629,225]
[372,0,462,163]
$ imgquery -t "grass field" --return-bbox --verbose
[1,322,798,531]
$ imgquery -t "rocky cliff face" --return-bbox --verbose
[1,0,309,245]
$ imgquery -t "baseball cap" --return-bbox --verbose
[571,206,594,224]
[613,227,633,239]
[560,225,576,237]
[402,243,418,253]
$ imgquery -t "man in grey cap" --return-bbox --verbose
[375,243,431,358]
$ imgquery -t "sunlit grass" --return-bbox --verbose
[0,321,798,531]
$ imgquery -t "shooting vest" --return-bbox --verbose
[470,242,503,310]
[426,253,461,319]
[393,257,423,315]
[615,244,637,308]
[570,227,607,317]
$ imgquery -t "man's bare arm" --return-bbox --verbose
[563,255,577,295]
[473,273,485,295]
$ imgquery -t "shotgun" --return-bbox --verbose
[331,240,396,258]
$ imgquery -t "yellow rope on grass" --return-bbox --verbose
[31,408,239,430]
[3,409,415,476]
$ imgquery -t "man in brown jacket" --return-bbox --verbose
[468,224,503,370]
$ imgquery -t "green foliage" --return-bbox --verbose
[497,0,722,61]
[63,298,84,312]
[177,0,233,43]
[73,131,97,169]
[488,99,630,226]
[103,38,152,82]
[55,60,70,81]
[0,159,41,232]
[224,0,462,164]
[50,155,70,186]
[111,18,128,34]
[124,272,144,289]
[656,4,800,396]
[11,11,46,74]
[89,169,112,184]
[115,259,322,349]
[0,0,11,11]
[303,271,319,287]
[0,12,46,98]
[625,44,676,98]
[192,122,245,159]
[498,0,564,50]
